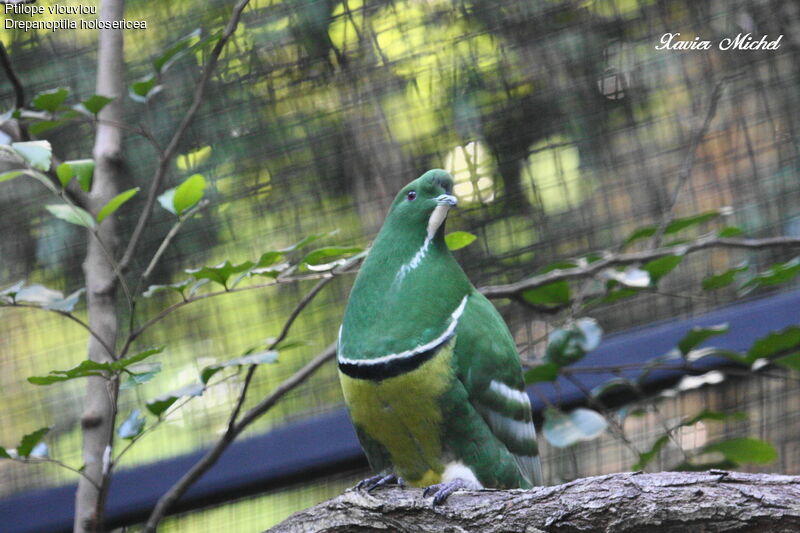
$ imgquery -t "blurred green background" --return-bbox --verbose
[2,0,799,530]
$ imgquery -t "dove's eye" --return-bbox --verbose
[406,191,417,201]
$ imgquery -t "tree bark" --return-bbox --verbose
[267,471,800,533]
[75,1,125,532]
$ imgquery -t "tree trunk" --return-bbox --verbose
[267,471,800,533]
[75,1,125,532]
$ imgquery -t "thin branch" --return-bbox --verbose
[0,41,26,111]
[125,232,798,353]
[143,343,336,532]
[140,200,210,283]
[122,262,361,355]
[119,0,253,272]
[92,117,163,154]
[225,275,335,433]
[480,235,800,300]
[51,186,134,322]
[89,226,134,324]
[561,373,641,456]
[0,44,92,208]
[141,253,356,529]
[17,457,101,491]
[652,77,730,247]
[113,371,241,465]
[7,303,116,358]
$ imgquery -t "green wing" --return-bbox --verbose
[454,290,543,486]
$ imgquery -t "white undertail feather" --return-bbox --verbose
[338,295,469,366]
[441,461,483,489]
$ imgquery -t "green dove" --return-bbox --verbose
[338,169,542,503]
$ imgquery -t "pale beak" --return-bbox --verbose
[427,194,458,240]
[436,194,458,207]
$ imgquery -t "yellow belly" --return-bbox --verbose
[339,339,455,485]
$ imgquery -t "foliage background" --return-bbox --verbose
[1,0,799,530]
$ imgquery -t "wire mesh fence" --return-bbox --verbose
[1,0,799,530]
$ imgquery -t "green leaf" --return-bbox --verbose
[17,427,51,458]
[0,280,25,303]
[56,159,95,191]
[255,251,284,269]
[0,170,25,183]
[55,163,73,187]
[702,264,749,290]
[445,231,477,251]
[740,257,800,293]
[96,187,139,223]
[522,280,570,307]
[682,410,747,427]
[78,95,114,115]
[607,267,650,288]
[544,318,603,367]
[774,352,800,372]
[718,226,744,238]
[271,339,308,351]
[591,377,636,399]
[13,109,48,120]
[624,226,656,246]
[248,264,288,279]
[677,323,729,356]
[176,145,212,171]
[201,350,278,384]
[300,246,362,269]
[154,28,201,72]
[633,434,670,470]
[32,87,69,112]
[624,211,721,246]
[172,174,206,215]
[26,170,59,193]
[143,278,194,298]
[46,204,96,228]
[524,362,559,384]
[42,288,85,312]
[129,75,161,103]
[28,359,111,385]
[0,446,10,459]
[111,347,164,371]
[12,140,52,171]
[703,437,777,465]
[684,347,747,364]
[747,326,800,363]
[186,260,254,288]
[157,188,177,214]
[15,284,64,305]
[672,459,738,472]
[188,279,210,297]
[664,211,719,234]
[118,409,146,440]
[280,231,336,252]
[642,255,683,283]
[146,383,205,416]
[543,408,608,448]
[29,120,63,136]
[120,363,162,390]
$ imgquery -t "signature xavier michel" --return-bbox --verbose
[656,32,783,51]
